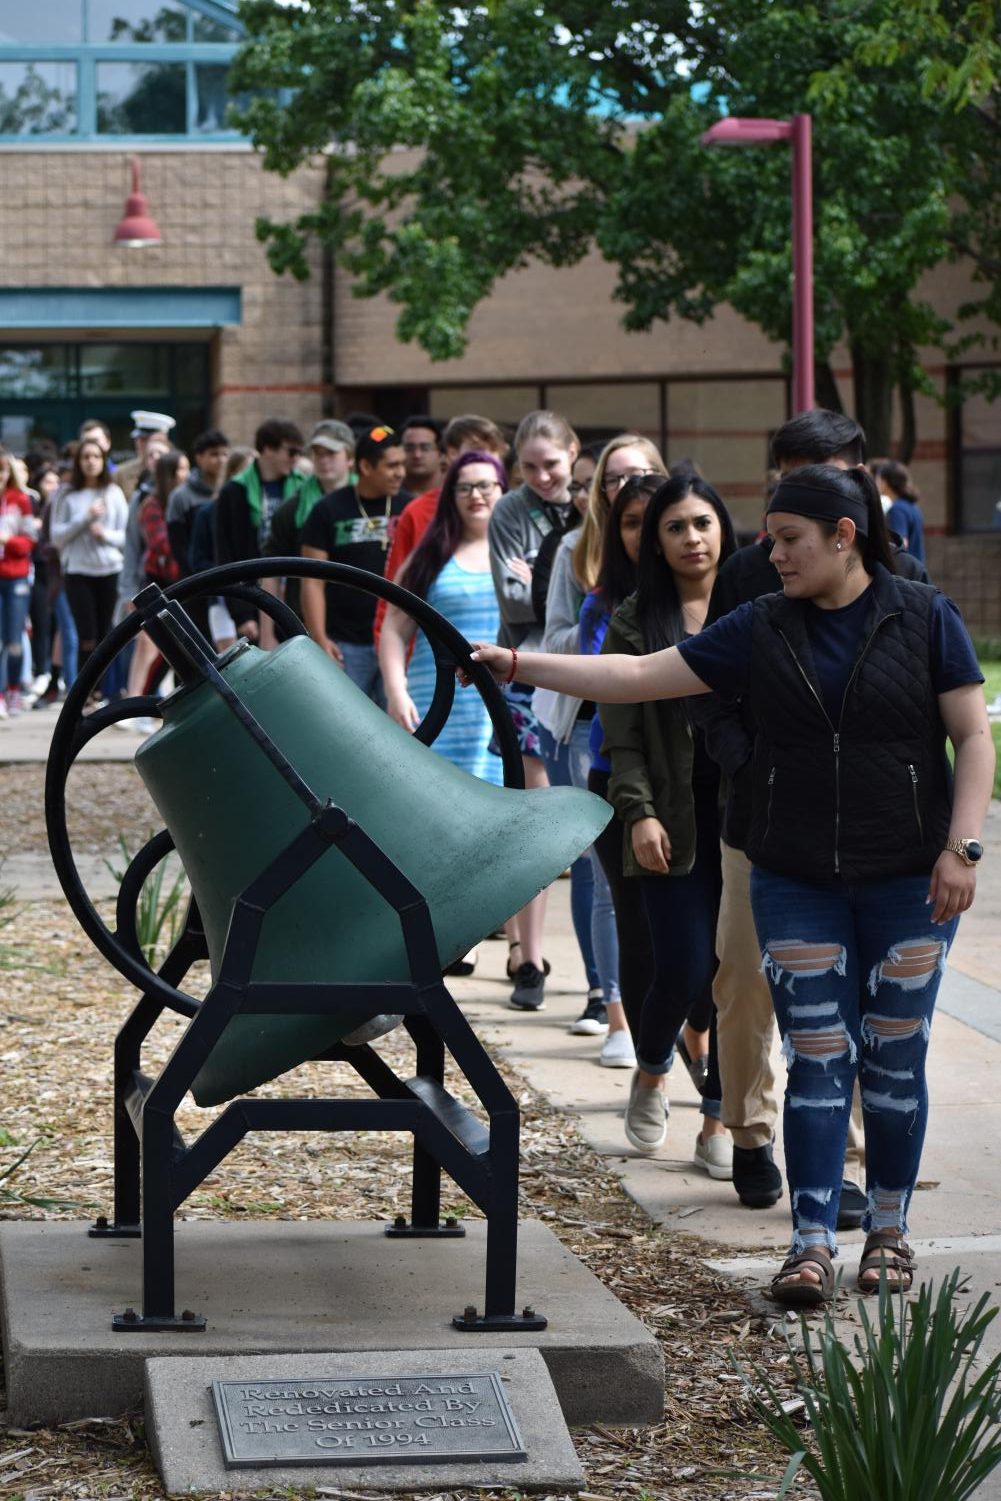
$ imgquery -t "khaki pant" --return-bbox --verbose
[714,841,864,1178]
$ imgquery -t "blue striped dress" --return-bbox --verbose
[407,555,503,785]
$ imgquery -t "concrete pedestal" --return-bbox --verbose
[0,1219,662,1428]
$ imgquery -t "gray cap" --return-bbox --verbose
[308,419,355,453]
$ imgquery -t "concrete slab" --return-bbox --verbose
[0,1219,662,1429]
[145,1347,582,1496]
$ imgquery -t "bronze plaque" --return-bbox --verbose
[211,1370,526,1468]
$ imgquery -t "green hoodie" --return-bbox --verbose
[230,461,304,533]
[598,593,698,879]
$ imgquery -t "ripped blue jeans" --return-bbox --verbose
[750,866,958,1256]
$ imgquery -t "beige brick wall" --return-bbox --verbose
[0,149,328,445]
[334,248,781,385]
[925,535,1001,639]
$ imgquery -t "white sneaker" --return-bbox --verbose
[0,696,7,720]
[694,1131,734,1180]
[599,1029,637,1068]
[112,715,159,734]
[30,674,50,696]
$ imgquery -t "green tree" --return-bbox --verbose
[232,0,1001,456]
[0,63,76,135]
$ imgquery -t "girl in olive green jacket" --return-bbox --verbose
[599,474,737,1174]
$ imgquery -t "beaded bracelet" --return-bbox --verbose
[505,647,518,683]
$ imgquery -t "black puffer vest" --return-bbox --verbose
[745,565,952,881]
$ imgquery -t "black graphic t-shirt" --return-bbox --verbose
[300,484,411,644]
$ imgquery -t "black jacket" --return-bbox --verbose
[744,565,952,882]
[700,538,930,848]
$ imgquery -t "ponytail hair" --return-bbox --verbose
[870,457,921,505]
[842,465,898,574]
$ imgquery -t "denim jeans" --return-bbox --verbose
[0,576,30,689]
[538,721,600,994]
[589,767,652,1036]
[566,728,621,1006]
[53,589,78,686]
[337,639,386,709]
[750,865,959,1254]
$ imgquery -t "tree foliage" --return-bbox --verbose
[232,0,1001,454]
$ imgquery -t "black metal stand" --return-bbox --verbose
[45,564,546,1335]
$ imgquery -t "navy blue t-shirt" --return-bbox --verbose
[677,585,983,723]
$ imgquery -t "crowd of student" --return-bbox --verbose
[0,400,992,1306]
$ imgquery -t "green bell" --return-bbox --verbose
[135,635,610,1108]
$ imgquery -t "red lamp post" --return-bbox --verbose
[701,114,814,414]
[113,157,162,248]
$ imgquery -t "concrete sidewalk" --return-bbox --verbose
[0,694,140,763]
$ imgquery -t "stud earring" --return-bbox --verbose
[836,542,844,551]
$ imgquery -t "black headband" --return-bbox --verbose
[766,477,869,536]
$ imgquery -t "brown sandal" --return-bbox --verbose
[858,1230,915,1294]
[769,1245,836,1307]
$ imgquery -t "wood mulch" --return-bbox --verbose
[0,762,816,1501]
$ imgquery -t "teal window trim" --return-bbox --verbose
[183,0,242,29]
[0,0,244,143]
[0,45,237,61]
[0,46,240,140]
[0,287,242,330]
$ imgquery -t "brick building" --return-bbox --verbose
[0,0,998,629]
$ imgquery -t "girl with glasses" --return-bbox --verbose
[379,450,506,784]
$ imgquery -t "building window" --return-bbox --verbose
[956,373,1001,532]
[0,340,210,455]
[96,60,187,133]
[87,0,188,43]
[0,61,77,134]
[546,381,662,453]
[0,3,83,43]
[0,0,244,141]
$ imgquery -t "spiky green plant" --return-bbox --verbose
[104,833,189,968]
[0,1130,85,1210]
[747,1269,1001,1500]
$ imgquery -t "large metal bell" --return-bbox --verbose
[136,634,610,1106]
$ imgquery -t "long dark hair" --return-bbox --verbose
[597,473,661,613]
[401,449,507,601]
[870,457,920,505]
[70,438,112,490]
[774,464,898,575]
[635,475,737,652]
[154,450,187,508]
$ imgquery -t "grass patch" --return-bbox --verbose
[981,659,1001,800]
